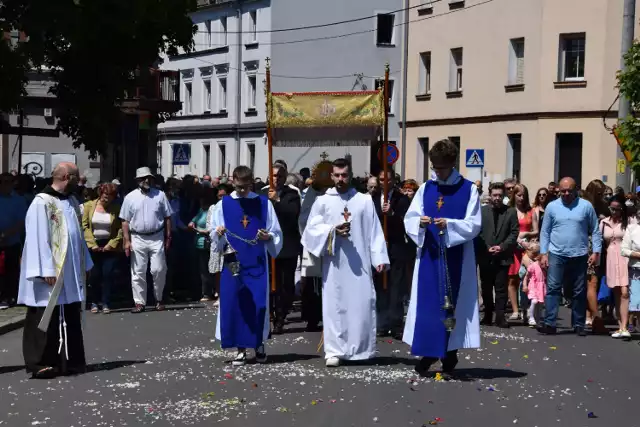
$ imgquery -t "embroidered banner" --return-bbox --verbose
[268,91,385,128]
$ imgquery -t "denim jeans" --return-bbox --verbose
[89,242,118,307]
[544,253,588,328]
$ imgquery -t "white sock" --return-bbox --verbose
[527,301,536,320]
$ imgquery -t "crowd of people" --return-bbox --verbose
[2,138,639,380]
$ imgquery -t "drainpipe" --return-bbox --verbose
[399,0,410,179]
[235,0,243,171]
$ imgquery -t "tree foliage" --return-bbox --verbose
[0,0,196,156]
[617,41,640,175]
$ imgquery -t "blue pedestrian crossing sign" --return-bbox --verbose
[465,149,484,168]
[172,144,190,166]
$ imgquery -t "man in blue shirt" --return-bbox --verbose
[539,177,602,336]
[0,173,28,308]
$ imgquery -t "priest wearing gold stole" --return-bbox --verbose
[302,158,389,368]
[403,139,481,377]
[18,163,93,379]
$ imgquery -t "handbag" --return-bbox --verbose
[597,275,611,304]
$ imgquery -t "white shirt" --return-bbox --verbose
[380,188,394,207]
[92,210,112,240]
[621,223,640,269]
[120,188,172,234]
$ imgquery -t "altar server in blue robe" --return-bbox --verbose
[402,139,482,376]
[210,166,282,366]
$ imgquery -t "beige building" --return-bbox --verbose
[401,0,640,190]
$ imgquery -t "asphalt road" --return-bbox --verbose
[0,304,638,427]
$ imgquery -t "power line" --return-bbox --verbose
[188,0,496,48]
[194,0,444,34]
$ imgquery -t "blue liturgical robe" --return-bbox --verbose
[211,192,282,349]
[402,170,481,358]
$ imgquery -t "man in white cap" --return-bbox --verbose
[120,167,173,313]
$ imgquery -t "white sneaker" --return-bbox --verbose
[325,356,340,367]
[255,345,267,364]
[528,317,537,328]
[508,313,521,321]
[612,330,631,339]
[232,350,247,366]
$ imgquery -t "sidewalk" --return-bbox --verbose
[0,306,26,336]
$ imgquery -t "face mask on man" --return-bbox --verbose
[139,178,151,192]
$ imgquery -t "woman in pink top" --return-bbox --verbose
[603,196,630,339]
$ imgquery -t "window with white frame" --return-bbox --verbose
[203,79,212,112]
[418,52,431,94]
[247,142,256,171]
[215,64,229,113]
[203,144,211,174]
[205,20,212,48]
[247,75,257,110]
[219,77,227,112]
[449,48,463,91]
[249,10,257,42]
[374,78,395,114]
[376,13,394,45]
[558,33,586,81]
[220,16,228,46]
[508,38,525,85]
[184,83,192,114]
[219,143,227,175]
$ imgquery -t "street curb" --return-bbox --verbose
[0,315,26,336]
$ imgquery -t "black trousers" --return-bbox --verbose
[479,261,509,317]
[0,244,21,303]
[271,257,298,323]
[23,302,86,374]
[301,276,322,326]
[196,248,215,298]
[375,258,407,332]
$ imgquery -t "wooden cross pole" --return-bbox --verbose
[382,63,390,291]
[265,57,277,293]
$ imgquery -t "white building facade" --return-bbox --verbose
[158,0,271,179]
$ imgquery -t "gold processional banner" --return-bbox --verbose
[268,91,385,128]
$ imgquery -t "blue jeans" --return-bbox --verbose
[544,253,588,328]
[89,250,118,307]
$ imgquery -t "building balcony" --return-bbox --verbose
[196,0,233,9]
[120,69,182,114]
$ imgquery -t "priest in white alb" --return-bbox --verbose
[18,162,93,379]
[402,139,481,377]
[210,165,282,367]
[301,158,389,367]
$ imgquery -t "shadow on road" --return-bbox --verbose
[0,365,24,375]
[449,367,527,381]
[86,360,147,373]
[0,360,146,376]
[351,356,418,367]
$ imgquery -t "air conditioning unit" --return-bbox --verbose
[44,108,53,118]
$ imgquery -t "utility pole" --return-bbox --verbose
[399,0,410,179]
[17,108,24,174]
[617,0,636,190]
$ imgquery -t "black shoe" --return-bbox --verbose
[480,314,493,326]
[575,327,587,337]
[305,323,322,332]
[272,321,285,335]
[415,357,437,377]
[441,351,459,373]
[495,317,510,329]
[537,324,557,335]
[391,328,404,341]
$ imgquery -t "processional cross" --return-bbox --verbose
[241,215,250,229]
[342,207,352,222]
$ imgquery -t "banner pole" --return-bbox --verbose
[266,58,277,294]
[382,63,390,291]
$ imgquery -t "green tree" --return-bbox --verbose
[617,41,640,175]
[0,0,196,156]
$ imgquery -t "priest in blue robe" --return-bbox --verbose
[210,166,282,366]
[402,139,482,376]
